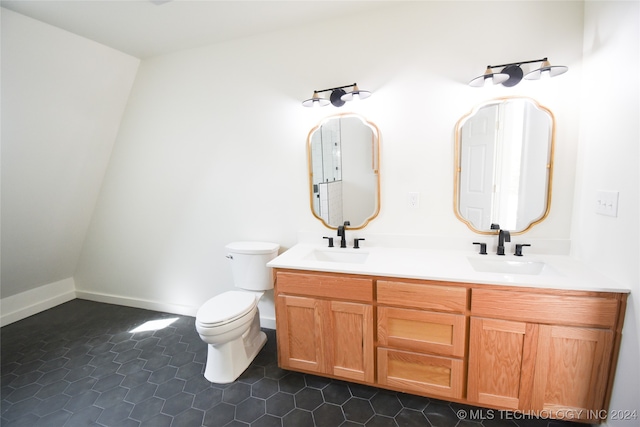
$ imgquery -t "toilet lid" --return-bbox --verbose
[196,291,257,326]
[225,241,279,254]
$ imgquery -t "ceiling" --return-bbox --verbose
[1,0,399,59]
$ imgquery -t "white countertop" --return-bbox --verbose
[267,243,630,293]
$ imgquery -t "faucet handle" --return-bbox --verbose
[514,244,531,256]
[490,223,500,230]
[472,242,487,255]
[323,236,334,248]
[353,238,365,249]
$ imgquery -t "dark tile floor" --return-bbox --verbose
[1,299,588,427]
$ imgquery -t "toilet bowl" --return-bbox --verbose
[195,242,279,383]
[196,291,259,344]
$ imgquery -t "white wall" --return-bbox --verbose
[0,9,139,305]
[74,1,584,323]
[574,1,639,424]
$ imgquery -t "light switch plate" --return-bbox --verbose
[595,191,619,217]
[408,192,420,208]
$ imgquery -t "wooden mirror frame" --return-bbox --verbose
[453,97,555,235]
[308,113,381,230]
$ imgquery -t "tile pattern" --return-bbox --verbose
[1,299,590,427]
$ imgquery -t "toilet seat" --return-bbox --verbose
[196,291,257,328]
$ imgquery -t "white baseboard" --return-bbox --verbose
[1,278,76,327]
[1,284,277,331]
[261,317,276,330]
[76,290,277,329]
[75,290,199,317]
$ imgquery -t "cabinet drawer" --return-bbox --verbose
[377,280,468,313]
[378,307,466,357]
[276,271,373,302]
[377,348,464,399]
[471,288,620,328]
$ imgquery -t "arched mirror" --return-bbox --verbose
[454,97,554,234]
[308,113,380,229]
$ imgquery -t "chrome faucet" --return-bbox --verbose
[491,223,511,255]
[337,221,350,248]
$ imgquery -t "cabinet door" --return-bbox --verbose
[328,301,374,382]
[467,317,538,410]
[276,295,325,373]
[532,325,613,419]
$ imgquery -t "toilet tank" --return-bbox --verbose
[225,242,280,291]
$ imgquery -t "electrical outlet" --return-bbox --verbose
[595,191,619,217]
[408,192,420,208]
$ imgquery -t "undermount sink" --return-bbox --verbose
[304,249,369,264]
[467,257,553,276]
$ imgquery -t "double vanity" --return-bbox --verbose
[268,242,629,422]
[290,98,630,422]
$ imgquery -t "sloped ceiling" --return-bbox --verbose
[0,0,399,58]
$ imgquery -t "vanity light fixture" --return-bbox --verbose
[302,91,331,107]
[469,57,568,88]
[302,83,371,107]
[340,84,371,102]
[468,66,510,87]
[524,58,569,80]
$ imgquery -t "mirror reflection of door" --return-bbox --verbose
[459,104,497,230]
[308,114,380,229]
[455,98,554,234]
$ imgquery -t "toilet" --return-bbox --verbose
[195,241,279,383]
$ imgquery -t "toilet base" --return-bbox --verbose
[203,312,266,384]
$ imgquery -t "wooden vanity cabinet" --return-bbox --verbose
[468,288,623,420]
[273,268,627,422]
[376,280,469,399]
[275,271,375,383]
